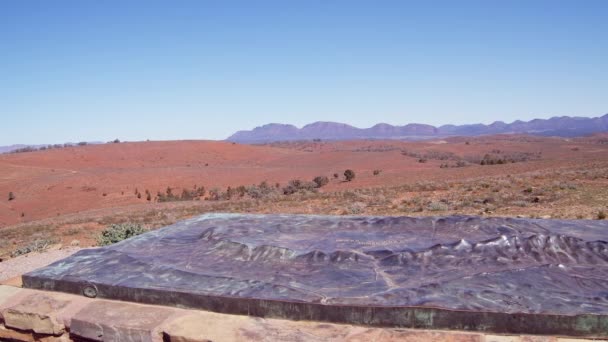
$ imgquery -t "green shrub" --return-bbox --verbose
[344,169,355,182]
[246,181,277,199]
[207,187,221,200]
[313,176,329,188]
[428,202,449,211]
[97,223,147,246]
[11,239,56,258]
[283,179,317,195]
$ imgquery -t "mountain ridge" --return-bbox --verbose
[227,114,608,143]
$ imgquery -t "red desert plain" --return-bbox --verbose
[1,134,608,258]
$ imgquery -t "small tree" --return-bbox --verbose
[313,176,329,188]
[8,192,15,201]
[344,169,355,182]
[283,179,302,195]
[208,188,221,200]
[225,186,236,199]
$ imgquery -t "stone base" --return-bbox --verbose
[0,285,605,342]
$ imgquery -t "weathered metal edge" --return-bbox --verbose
[22,274,608,337]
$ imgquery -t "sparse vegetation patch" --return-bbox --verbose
[10,239,56,257]
[97,223,147,246]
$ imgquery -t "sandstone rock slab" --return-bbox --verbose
[162,310,485,342]
[2,292,70,335]
[70,300,175,342]
[0,285,21,306]
[0,324,35,342]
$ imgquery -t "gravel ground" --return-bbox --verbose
[0,246,80,281]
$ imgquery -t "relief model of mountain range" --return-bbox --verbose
[23,213,608,335]
[227,114,608,142]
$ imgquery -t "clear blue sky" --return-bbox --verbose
[1,0,607,145]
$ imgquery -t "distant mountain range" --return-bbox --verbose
[227,114,608,143]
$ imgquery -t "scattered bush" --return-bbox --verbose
[344,169,355,182]
[428,202,449,211]
[8,192,15,201]
[237,181,278,199]
[345,202,366,214]
[181,188,194,200]
[10,239,56,258]
[333,173,339,178]
[439,161,469,168]
[313,176,329,188]
[373,169,382,176]
[242,185,261,198]
[157,186,205,202]
[97,223,147,246]
[208,188,221,200]
[283,179,317,195]
[512,200,528,207]
[224,186,237,199]
[11,146,38,153]
[473,151,541,166]
[402,149,457,161]
[598,211,607,220]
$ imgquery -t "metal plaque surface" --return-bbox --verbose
[22,214,608,335]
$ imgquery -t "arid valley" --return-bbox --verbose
[2,134,607,259]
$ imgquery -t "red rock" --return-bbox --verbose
[2,292,69,335]
[0,324,35,342]
[70,300,175,342]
